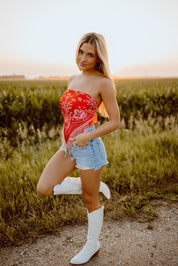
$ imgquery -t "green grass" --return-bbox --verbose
[0,116,177,246]
[1,78,178,142]
[0,78,177,246]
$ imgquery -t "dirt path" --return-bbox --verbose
[0,200,177,266]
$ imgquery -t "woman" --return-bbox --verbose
[37,32,120,265]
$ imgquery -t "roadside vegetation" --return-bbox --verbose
[0,79,177,246]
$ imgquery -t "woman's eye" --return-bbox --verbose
[79,50,83,54]
[89,54,94,57]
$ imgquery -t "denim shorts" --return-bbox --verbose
[60,125,108,170]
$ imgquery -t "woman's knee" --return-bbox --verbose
[36,180,53,196]
[82,192,99,212]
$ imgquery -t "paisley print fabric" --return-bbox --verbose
[59,89,99,151]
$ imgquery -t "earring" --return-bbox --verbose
[96,62,101,70]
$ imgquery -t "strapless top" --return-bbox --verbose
[59,89,99,151]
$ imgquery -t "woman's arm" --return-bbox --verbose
[87,78,120,140]
[71,79,120,146]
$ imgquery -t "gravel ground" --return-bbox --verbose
[0,200,177,266]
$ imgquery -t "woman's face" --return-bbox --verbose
[77,42,98,72]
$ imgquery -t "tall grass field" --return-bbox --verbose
[0,78,178,246]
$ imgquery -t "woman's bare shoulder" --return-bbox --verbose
[98,76,115,93]
[68,74,78,85]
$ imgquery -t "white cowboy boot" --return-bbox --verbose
[53,177,111,199]
[53,177,81,195]
[70,206,104,265]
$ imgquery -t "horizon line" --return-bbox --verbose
[0,74,178,81]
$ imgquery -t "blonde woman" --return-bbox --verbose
[37,32,120,265]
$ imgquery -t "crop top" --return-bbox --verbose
[59,89,99,151]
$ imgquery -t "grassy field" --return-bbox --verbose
[0,79,178,246]
[1,78,178,142]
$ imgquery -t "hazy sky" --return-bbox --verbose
[0,0,178,78]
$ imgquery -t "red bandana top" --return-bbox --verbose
[59,89,99,151]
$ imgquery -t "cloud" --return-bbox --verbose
[0,61,79,78]
[116,62,178,77]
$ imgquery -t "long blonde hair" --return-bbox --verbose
[75,32,115,117]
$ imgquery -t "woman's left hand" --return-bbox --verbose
[70,133,90,147]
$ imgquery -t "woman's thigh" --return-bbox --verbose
[37,149,76,196]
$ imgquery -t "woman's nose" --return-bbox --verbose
[80,54,87,62]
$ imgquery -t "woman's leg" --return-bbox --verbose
[37,150,76,196]
[80,167,103,212]
[70,167,104,265]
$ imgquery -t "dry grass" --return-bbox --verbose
[0,116,177,246]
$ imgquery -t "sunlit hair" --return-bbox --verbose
[75,32,115,117]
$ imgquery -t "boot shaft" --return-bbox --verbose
[87,206,104,241]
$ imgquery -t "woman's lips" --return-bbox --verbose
[79,62,86,67]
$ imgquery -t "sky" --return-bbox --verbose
[0,0,178,78]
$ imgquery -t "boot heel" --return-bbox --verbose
[93,249,100,257]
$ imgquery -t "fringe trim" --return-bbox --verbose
[62,118,94,151]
